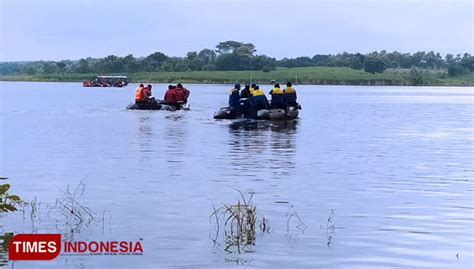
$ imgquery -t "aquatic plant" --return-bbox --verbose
[47,178,94,233]
[259,217,270,233]
[0,177,21,213]
[285,205,307,234]
[211,190,260,254]
[0,177,22,265]
[326,209,335,248]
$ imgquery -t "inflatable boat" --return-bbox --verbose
[126,99,190,111]
[214,105,300,121]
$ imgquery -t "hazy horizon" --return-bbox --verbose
[1,0,473,62]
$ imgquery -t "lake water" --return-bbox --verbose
[0,82,473,268]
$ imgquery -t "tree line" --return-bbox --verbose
[279,51,474,76]
[1,41,473,77]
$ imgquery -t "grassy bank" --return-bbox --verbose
[1,67,473,86]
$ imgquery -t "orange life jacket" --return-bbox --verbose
[135,87,144,101]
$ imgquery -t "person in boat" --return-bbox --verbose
[164,85,178,105]
[250,85,269,110]
[229,84,241,112]
[144,84,159,105]
[145,84,152,98]
[135,83,147,104]
[240,84,251,98]
[250,83,257,95]
[175,85,186,104]
[238,84,252,117]
[269,83,287,110]
[284,82,298,107]
[176,83,190,103]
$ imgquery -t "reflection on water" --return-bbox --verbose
[228,118,298,132]
[163,113,188,177]
[225,120,298,181]
[133,116,154,158]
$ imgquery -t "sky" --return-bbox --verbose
[0,0,473,61]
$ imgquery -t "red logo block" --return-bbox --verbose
[8,234,61,260]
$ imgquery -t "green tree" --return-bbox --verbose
[216,41,256,55]
[214,41,259,70]
[202,64,216,71]
[447,65,467,76]
[460,55,474,71]
[160,57,188,71]
[409,66,424,85]
[98,55,123,73]
[249,55,276,71]
[349,53,365,70]
[384,51,401,68]
[143,52,168,71]
[56,61,67,74]
[215,52,251,70]
[77,58,93,73]
[421,51,442,69]
[445,54,455,65]
[122,54,140,73]
[41,61,59,74]
[197,49,216,65]
[399,53,412,68]
[446,53,471,76]
[411,51,425,67]
[185,51,202,71]
[311,54,330,66]
[363,56,386,73]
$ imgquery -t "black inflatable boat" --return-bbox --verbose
[214,105,300,121]
[126,99,190,111]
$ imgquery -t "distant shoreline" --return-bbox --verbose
[1,67,473,86]
[1,80,473,87]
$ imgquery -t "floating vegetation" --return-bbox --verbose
[283,205,307,243]
[47,178,94,233]
[0,177,22,213]
[29,197,40,225]
[101,208,113,234]
[16,196,41,233]
[326,209,335,248]
[259,217,270,233]
[0,177,22,265]
[211,190,265,254]
[210,191,314,254]
[285,205,307,234]
[224,257,253,266]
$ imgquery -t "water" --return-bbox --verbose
[0,82,473,268]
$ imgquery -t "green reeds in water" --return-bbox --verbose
[211,190,258,254]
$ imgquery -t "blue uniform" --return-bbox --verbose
[228,88,240,111]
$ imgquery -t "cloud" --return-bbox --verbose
[1,0,472,61]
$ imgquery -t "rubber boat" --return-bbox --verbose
[126,99,190,111]
[214,104,300,121]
